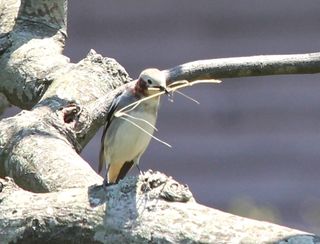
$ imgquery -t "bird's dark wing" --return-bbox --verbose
[98,92,123,174]
[107,160,135,183]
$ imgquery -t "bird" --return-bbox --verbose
[98,68,167,186]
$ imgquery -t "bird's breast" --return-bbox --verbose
[104,106,158,163]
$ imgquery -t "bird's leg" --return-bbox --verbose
[103,178,115,191]
[136,164,144,176]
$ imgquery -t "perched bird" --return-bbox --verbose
[99,68,167,186]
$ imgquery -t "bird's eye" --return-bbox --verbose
[147,79,152,85]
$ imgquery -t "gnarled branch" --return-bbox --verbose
[1,172,318,244]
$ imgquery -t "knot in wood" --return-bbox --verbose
[159,182,192,202]
[60,102,82,124]
[139,170,193,203]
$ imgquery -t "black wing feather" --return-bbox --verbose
[115,160,134,183]
[98,92,123,173]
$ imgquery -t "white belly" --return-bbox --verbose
[104,109,157,165]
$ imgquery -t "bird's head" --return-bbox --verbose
[135,68,168,96]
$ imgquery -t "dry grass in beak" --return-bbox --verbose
[113,78,222,148]
[115,78,222,118]
[147,87,162,91]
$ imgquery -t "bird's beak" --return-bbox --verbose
[158,86,169,94]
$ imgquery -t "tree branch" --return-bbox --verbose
[0,0,68,109]
[165,52,320,82]
[0,0,130,191]
[0,50,130,192]
[1,172,318,244]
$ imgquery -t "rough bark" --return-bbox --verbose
[0,0,68,109]
[1,172,318,244]
[0,0,130,191]
[1,0,320,243]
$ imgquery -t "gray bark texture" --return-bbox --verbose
[0,0,320,243]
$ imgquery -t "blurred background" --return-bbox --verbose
[4,0,320,234]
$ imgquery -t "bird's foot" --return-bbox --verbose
[103,179,115,191]
[136,164,145,176]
